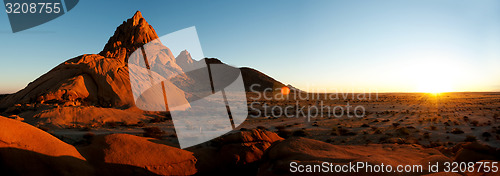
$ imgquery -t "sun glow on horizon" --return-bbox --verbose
[416,78,453,93]
[407,56,463,93]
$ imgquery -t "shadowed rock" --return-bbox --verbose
[79,133,197,176]
[189,129,283,175]
[0,116,94,175]
[258,137,449,176]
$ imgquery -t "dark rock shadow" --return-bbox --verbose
[0,147,160,176]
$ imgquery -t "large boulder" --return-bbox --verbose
[258,137,449,176]
[0,54,134,109]
[78,133,197,176]
[453,142,500,163]
[189,129,283,175]
[0,116,93,176]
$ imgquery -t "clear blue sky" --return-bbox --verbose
[0,0,499,93]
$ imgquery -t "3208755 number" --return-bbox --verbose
[444,162,498,173]
[5,3,61,14]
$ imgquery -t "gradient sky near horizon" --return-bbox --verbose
[0,0,499,93]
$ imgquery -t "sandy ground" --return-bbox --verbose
[240,92,500,148]
[49,92,500,149]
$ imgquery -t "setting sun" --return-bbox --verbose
[407,57,460,93]
[417,78,453,93]
[281,86,290,95]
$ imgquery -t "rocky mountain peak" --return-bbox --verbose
[99,11,159,62]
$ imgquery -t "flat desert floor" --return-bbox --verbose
[238,92,500,148]
[49,92,500,149]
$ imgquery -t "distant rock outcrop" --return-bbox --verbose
[175,50,195,72]
[240,67,286,92]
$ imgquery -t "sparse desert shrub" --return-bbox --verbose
[470,120,479,126]
[339,128,356,136]
[431,117,438,122]
[292,129,308,137]
[149,116,167,123]
[423,132,430,139]
[105,121,118,128]
[135,121,146,127]
[379,136,389,142]
[451,128,464,134]
[83,132,95,141]
[143,127,165,139]
[80,126,92,131]
[257,126,268,130]
[430,125,437,130]
[278,129,291,138]
[331,127,339,136]
[37,126,50,132]
[463,116,469,122]
[396,127,410,135]
[275,125,286,131]
[464,135,477,142]
[482,132,492,138]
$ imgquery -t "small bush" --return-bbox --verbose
[277,129,291,138]
[470,120,479,126]
[257,126,268,130]
[105,121,118,128]
[136,121,145,127]
[464,135,477,142]
[482,132,492,138]
[339,128,357,136]
[292,129,308,137]
[451,128,464,134]
[275,125,286,131]
[396,127,410,135]
[430,125,437,130]
[83,132,95,141]
[143,127,165,139]
[423,132,430,139]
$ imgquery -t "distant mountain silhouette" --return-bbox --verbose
[240,67,285,92]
